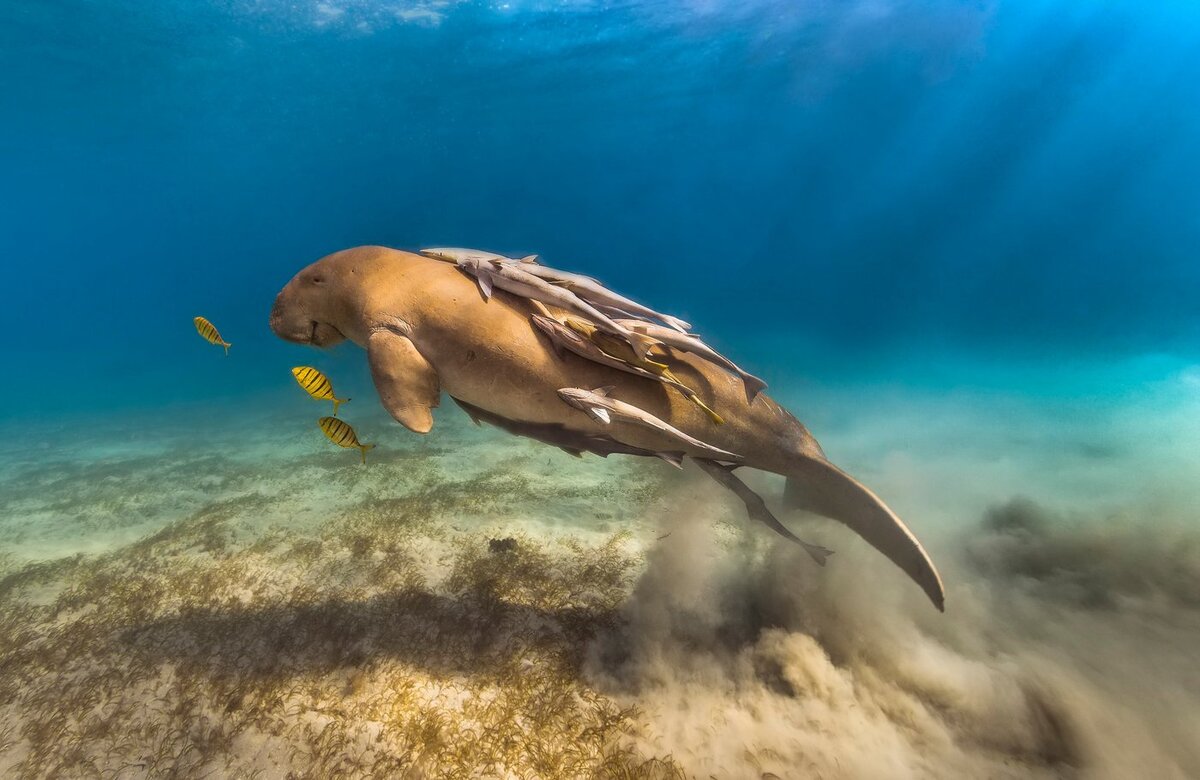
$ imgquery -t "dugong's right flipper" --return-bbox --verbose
[693,459,833,566]
[784,457,945,611]
[367,329,441,433]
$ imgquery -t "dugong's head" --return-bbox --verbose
[270,248,380,348]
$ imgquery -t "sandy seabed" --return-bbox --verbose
[1,369,1198,779]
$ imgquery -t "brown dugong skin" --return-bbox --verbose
[269,245,945,610]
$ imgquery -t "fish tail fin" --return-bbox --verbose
[626,331,660,360]
[223,343,231,356]
[800,542,834,566]
[742,373,768,403]
[783,456,945,611]
[333,397,350,417]
[655,451,685,469]
[664,316,692,333]
[360,443,376,464]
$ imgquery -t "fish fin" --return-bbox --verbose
[451,397,484,426]
[520,254,539,264]
[801,542,834,566]
[332,397,350,417]
[693,458,831,566]
[742,374,768,403]
[589,407,612,424]
[560,447,584,458]
[367,329,441,434]
[655,451,685,469]
[591,386,615,397]
[223,343,230,356]
[360,443,376,464]
[625,331,660,360]
[475,270,494,300]
[529,299,553,318]
[663,316,692,333]
[784,457,944,611]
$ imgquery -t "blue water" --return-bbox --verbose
[4,0,1200,417]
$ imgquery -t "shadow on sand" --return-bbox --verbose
[118,586,615,683]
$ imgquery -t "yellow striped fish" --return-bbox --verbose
[291,366,350,416]
[193,316,231,355]
[318,416,375,463]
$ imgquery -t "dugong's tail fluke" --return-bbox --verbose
[784,457,945,611]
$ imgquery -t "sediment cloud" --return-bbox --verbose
[585,492,1200,779]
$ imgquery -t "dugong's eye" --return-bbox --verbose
[311,276,324,285]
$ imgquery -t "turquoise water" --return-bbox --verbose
[2,1,1199,777]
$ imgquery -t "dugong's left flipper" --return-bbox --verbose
[693,459,833,566]
[367,329,441,433]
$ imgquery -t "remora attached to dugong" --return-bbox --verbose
[515,262,692,334]
[530,308,724,425]
[269,246,946,611]
[421,247,691,333]
[556,386,738,460]
[421,248,659,359]
[617,318,768,402]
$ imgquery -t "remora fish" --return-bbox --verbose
[692,459,832,565]
[420,247,539,265]
[452,396,687,469]
[422,249,659,360]
[292,366,350,416]
[559,316,724,425]
[531,312,696,400]
[514,262,692,334]
[556,386,740,461]
[193,316,231,355]
[317,416,376,463]
[617,319,767,402]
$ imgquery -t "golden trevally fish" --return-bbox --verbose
[317,416,375,463]
[193,316,231,355]
[291,366,349,415]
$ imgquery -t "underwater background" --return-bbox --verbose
[2,1,1199,777]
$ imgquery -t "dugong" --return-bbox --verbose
[269,246,946,610]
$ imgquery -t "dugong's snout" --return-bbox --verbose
[269,288,322,344]
[270,270,347,348]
